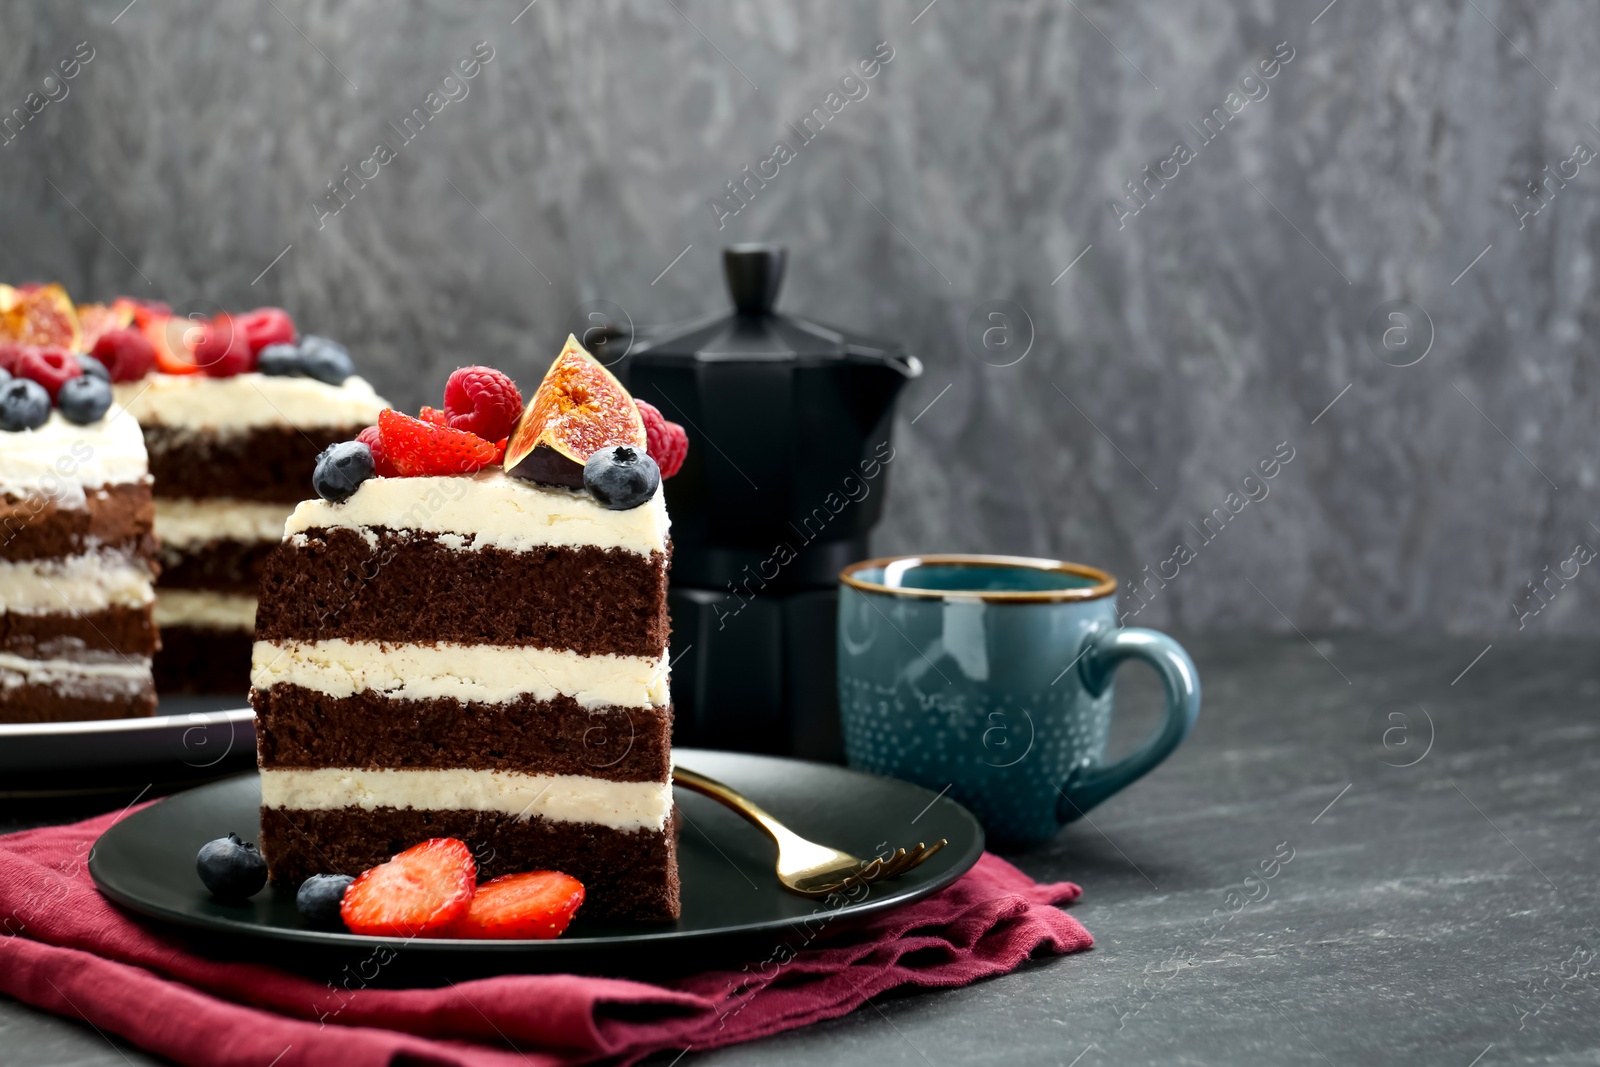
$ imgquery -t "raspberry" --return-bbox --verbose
[356,425,398,478]
[378,408,500,477]
[91,328,156,383]
[14,345,83,401]
[443,366,523,441]
[236,307,296,354]
[340,838,477,938]
[419,406,448,426]
[636,399,688,478]
[192,314,254,377]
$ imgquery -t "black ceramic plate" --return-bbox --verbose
[89,749,983,966]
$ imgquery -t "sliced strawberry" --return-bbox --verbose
[449,870,584,940]
[15,345,83,401]
[419,406,448,426]
[378,408,500,477]
[339,838,476,938]
[193,314,255,377]
[356,425,397,478]
[443,366,523,441]
[237,307,296,354]
[91,328,156,383]
[636,399,688,478]
[142,313,200,375]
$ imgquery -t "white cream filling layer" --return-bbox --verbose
[258,767,672,832]
[0,550,154,614]
[0,651,153,698]
[251,639,670,709]
[283,470,669,557]
[0,408,148,506]
[154,590,257,631]
[113,373,386,433]
[154,498,292,549]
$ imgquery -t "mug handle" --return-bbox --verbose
[1057,627,1201,823]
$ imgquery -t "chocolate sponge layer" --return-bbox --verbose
[254,683,671,783]
[0,482,155,562]
[0,605,158,659]
[260,805,681,921]
[0,680,157,723]
[157,538,277,594]
[155,625,253,696]
[255,528,669,658]
[143,424,367,503]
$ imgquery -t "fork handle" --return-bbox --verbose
[672,766,813,853]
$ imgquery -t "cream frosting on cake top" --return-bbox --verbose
[283,469,671,557]
[0,406,148,504]
[112,372,386,433]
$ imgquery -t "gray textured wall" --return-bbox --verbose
[1,0,1595,636]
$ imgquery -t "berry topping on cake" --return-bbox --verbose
[193,314,255,378]
[89,328,155,382]
[298,335,355,385]
[378,407,500,476]
[76,353,111,382]
[313,440,377,502]
[237,306,296,354]
[340,837,477,938]
[0,283,81,351]
[256,343,300,377]
[296,873,355,928]
[75,299,137,351]
[584,444,661,510]
[443,366,523,441]
[636,399,688,479]
[356,424,397,477]
[57,375,113,425]
[0,378,50,432]
[419,405,449,426]
[503,335,646,488]
[14,345,82,401]
[195,833,269,901]
[450,870,586,940]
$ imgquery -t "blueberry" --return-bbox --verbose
[298,335,354,385]
[313,440,375,502]
[257,343,303,377]
[296,873,354,927]
[57,375,114,425]
[0,378,51,432]
[76,353,111,381]
[196,832,268,900]
[583,445,660,510]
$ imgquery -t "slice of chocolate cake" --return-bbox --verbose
[252,351,686,922]
[0,398,159,723]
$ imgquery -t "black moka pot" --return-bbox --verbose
[625,245,921,760]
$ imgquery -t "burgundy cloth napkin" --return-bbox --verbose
[0,805,1091,1066]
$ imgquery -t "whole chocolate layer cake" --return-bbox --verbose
[251,468,681,921]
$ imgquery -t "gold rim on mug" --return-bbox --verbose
[839,554,1118,603]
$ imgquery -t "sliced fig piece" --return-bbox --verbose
[0,284,82,352]
[504,334,645,487]
[77,299,137,351]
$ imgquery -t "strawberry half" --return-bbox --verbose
[450,870,585,940]
[339,838,477,938]
[378,408,500,477]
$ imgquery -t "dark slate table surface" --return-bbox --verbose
[4,634,1599,1066]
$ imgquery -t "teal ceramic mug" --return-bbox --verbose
[837,555,1200,846]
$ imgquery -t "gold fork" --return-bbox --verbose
[672,766,948,898]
